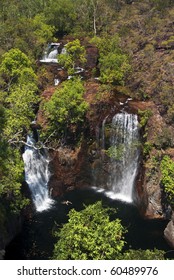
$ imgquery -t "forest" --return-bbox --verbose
[1,0,174,260]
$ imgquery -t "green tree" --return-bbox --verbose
[43,77,88,139]
[52,201,126,260]
[0,49,38,213]
[160,155,174,207]
[0,49,39,141]
[0,48,37,90]
[91,35,131,85]
[73,0,117,35]
[4,84,39,142]
[44,0,76,35]
[11,15,55,58]
[0,2,55,59]
[0,145,28,213]
[59,39,86,75]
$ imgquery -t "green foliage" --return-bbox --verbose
[0,1,55,58]
[45,0,76,35]
[4,84,39,141]
[121,248,165,260]
[106,141,140,160]
[73,0,117,35]
[138,109,152,128]
[100,52,130,85]
[0,48,37,89]
[0,49,39,141]
[52,201,126,260]
[13,14,55,58]
[0,144,29,213]
[0,49,39,212]
[0,48,32,78]
[43,78,88,139]
[143,141,153,158]
[32,14,55,46]
[91,35,131,85]
[106,145,124,160]
[58,39,86,75]
[160,155,174,207]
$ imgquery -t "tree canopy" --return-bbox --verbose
[160,155,174,208]
[53,201,126,260]
[0,48,39,212]
[42,77,88,141]
[52,201,165,260]
[58,39,86,75]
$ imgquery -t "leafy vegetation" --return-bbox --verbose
[58,39,86,75]
[42,78,88,141]
[0,48,39,212]
[0,48,37,89]
[53,201,126,260]
[91,35,131,85]
[160,155,174,208]
[53,202,165,260]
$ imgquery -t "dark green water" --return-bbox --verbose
[5,188,171,260]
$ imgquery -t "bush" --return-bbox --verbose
[52,201,126,260]
[43,77,88,140]
[160,155,174,207]
[91,35,131,85]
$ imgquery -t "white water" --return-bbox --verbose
[107,112,139,203]
[40,43,60,63]
[22,135,54,212]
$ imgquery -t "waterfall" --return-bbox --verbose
[106,112,139,203]
[22,135,54,212]
[40,43,60,63]
[48,49,58,59]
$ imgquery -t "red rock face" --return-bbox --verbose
[48,144,92,198]
[85,45,99,69]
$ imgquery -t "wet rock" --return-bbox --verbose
[164,213,174,248]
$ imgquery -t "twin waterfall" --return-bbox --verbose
[22,112,139,212]
[107,113,139,203]
[22,135,53,212]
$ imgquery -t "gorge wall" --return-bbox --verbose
[37,76,168,220]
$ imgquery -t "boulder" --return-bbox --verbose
[164,213,174,248]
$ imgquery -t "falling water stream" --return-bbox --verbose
[93,112,139,204]
[107,112,139,203]
[22,135,53,212]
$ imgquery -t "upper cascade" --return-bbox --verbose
[40,43,60,63]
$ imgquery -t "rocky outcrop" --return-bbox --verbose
[164,213,174,248]
[86,44,98,69]
[48,142,93,197]
[137,104,167,219]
